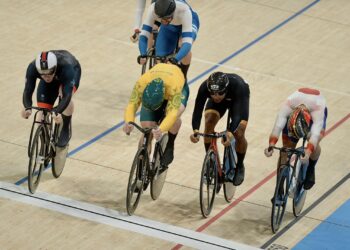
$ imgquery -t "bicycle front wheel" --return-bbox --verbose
[271,165,290,233]
[199,150,218,218]
[28,126,46,194]
[150,134,169,200]
[126,148,147,215]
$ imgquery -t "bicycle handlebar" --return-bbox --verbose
[270,146,305,157]
[128,121,153,134]
[195,131,227,139]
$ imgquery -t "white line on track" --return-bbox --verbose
[191,58,350,97]
[108,37,348,97]
[0,181,259,250]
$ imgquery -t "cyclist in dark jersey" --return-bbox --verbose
[21,50,81,147]
[190,72,250,186]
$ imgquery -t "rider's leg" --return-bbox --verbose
[57,99,74,147]
[179,51,191,79]
[304,135,323,190]
[140,120,157,154]
[204,110,220,152]
[161,104,186,166]
[232,121,248,186]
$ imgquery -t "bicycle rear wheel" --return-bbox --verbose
[126,148,147,215]
[271,165,290,233]
[28,126,46,194]
[293,162,307,217]
[223,147,236,202]
[199,150,218,218]
[150,134,169,200]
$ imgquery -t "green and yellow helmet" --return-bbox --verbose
[142,78,165,111]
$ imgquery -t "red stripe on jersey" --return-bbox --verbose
[298,88,320,95]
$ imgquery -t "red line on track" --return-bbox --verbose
[172,112,350,250]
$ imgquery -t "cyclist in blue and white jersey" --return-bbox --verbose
[138,0,200,79]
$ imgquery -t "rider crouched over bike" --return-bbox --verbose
[21,50,81,147]
[123,63,189,169]
[138,0,200,79]
[190,72,250,186]
[264,88,328,190]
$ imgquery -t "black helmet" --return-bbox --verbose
[155,0,176,18]
[207,72,229,95]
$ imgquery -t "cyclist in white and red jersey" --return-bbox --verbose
[264,88,328,190]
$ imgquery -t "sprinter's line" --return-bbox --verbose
[0,181,259,250]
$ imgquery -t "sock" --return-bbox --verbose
[308,158,318,170]
[180,63,190,78]
[62,114,72,133]
[166,132,177,149]
[236,152,246,169]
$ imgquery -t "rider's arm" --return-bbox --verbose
[191,82,208,131]
[53,67,75,114]
[307,108,325,153]
[23,62,38,109]
[174,7,193,62]
[158,74,184,131]
[159,93,181,132]
[269,101,293,145]
[139,3,156,56]
[228,96,249,133]
[134,0,147,31]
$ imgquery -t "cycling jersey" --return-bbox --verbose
[124,63,185,132]
[269,88,327,152]
[23,50,81,113]
[139,0,199,61]
[192,73,250,132]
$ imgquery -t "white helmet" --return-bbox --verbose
[35,51,57,75]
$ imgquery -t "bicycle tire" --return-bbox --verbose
[293,159,307,217]
[28,126,46,194]
[223,146,236,202]
[126,148,148,215]
[52,145,69,178]
[150,134,169,200]
[271,165,290,233]
[199,150,218,218]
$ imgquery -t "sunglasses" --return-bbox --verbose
[209,90,226,96]
[159,16,173,22]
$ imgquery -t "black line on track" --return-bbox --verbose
[261,173,350,249]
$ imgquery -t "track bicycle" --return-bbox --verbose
[196,131,237,218]
[27,107,69,193]
[270,139,308,233]
[126,121,169,215]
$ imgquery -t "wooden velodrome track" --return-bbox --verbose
[0,0,349,249]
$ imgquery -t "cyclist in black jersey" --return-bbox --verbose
[21,50,81,147]
[190,72,250,186]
